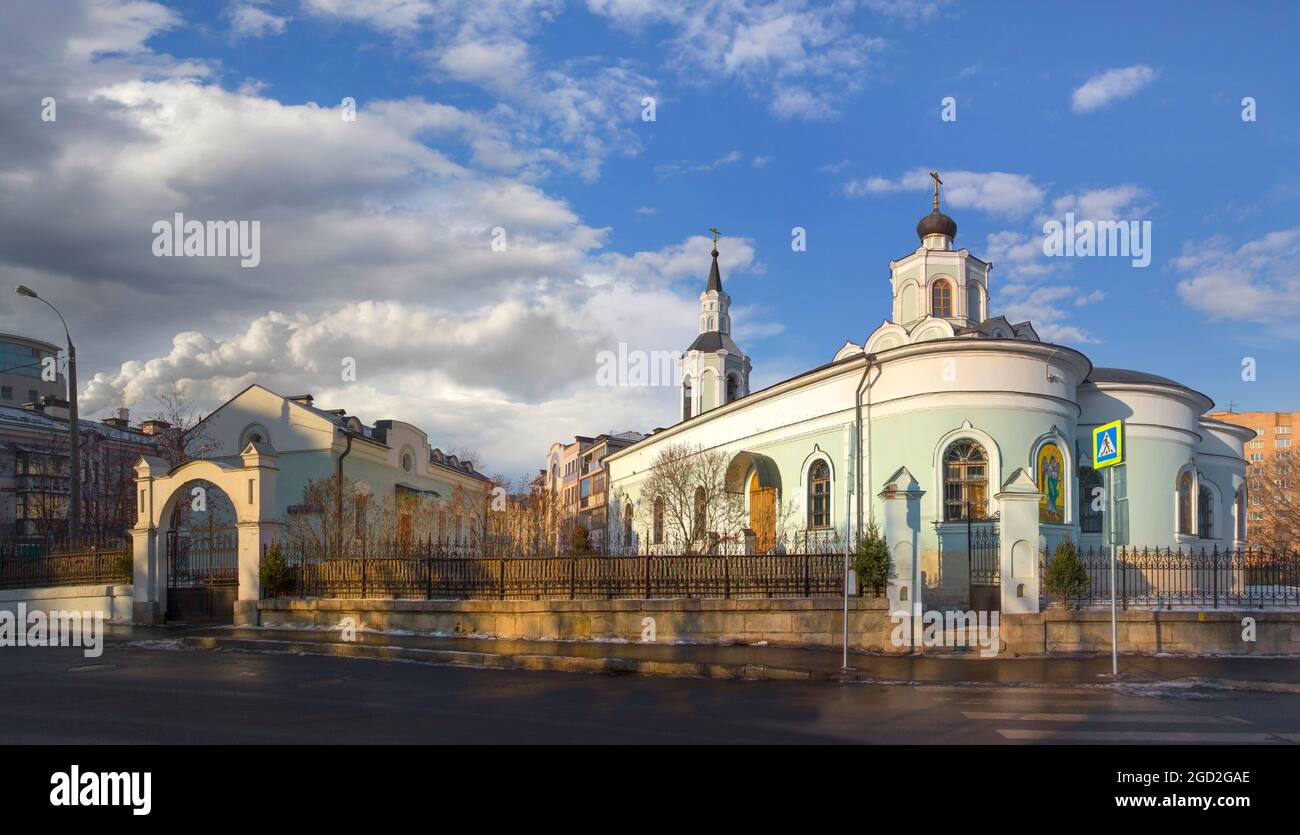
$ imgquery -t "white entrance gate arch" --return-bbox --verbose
[131,441,280,624]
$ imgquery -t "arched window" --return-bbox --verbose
[652,497,664,545]
[1177,471,1194,534]
[1198,484,1213,539]
[682,377,693,420]
[623,502,633,548]
[1079,467,1103,533]
[807,460,831,529]
[931,280,953,318]
[693,486,706,540]
[1036,443,1065,524]
[726,375,739,404]
[943,440,988,521]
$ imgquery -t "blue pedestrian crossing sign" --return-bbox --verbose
[1093,420,1124,469]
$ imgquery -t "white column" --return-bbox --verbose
[237,444,280,602]
[879,467,925,613]
[996,468,1043,614]
[131,456,170,624]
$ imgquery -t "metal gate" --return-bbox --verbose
[166,527,239,621]
[968,522,1001,612]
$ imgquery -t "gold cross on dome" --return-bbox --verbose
[709,226,719,246]
[929,171,943,210]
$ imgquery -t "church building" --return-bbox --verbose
[606,179,1252,611]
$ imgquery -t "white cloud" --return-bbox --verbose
[1174,228,1300,325]
[303,0,651,180]
[229,2,290,38]
[845,168,1046,216]
[1046,185,1151,222]
[1071,65,1158,113]
[301,0,436,34]
[587,0,891,121]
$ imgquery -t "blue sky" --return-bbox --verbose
[1,1,1297,476]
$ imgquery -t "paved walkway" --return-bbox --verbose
[107,622,1300,690]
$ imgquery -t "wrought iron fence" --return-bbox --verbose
[1041,546,1300,608]
[278,537,847,601]
[0,547,132,590]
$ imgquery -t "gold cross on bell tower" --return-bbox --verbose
[709,226,720,246]
[929,171,943,211]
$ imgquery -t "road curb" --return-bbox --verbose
[179,636,816,681]
[170,636,1300,693]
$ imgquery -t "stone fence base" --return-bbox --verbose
[1002,607,1300,655]
[0,584,134,622]
[243,597,1300,657]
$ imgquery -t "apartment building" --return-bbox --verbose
[1208,409,1297,549]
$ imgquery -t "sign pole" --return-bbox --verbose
[1093,419,1124,678]
[1108,466,1117,677]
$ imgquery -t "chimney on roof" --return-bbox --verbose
[288,394,314,406]
[38,395,70,420]
[140,419,172,436]
[101,407,131,429]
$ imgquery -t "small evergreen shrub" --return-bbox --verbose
[1043,538,1090,608]
[853,521,890,595]
[260,543,293,597]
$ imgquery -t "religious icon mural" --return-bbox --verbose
[1037,443,1064,524]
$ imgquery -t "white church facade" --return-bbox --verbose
[606,185,1252,611]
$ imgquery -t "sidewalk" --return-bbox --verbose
[106,622,1300,692]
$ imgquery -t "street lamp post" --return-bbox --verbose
[15,285,80,548]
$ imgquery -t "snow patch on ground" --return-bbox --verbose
[123,639,190,651]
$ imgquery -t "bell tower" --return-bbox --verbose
[679,229,751,420]
[888,173,991,328]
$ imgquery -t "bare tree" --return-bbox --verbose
[150,380,217,468]
[636,443,745,554]
[1247,460,1300,551]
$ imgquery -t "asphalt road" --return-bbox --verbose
[2,642,1300,744]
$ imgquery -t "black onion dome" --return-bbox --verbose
[917,209,957,241]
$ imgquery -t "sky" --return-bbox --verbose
[0,0,1297,480]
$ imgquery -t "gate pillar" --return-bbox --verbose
[996,468,1042,614]
[132,456,171,624]
[879,467,925,618]
[236,442,280,602]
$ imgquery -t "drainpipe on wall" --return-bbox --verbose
[336,431,354,553]
[854,351,878,541]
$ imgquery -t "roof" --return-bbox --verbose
[1086,367,1186,387]
[1085,367,1215,411]
[0,405,150,444]
[686,330,743,354]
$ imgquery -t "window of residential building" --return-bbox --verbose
[0,386,10,400]
[652,497,664,545]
